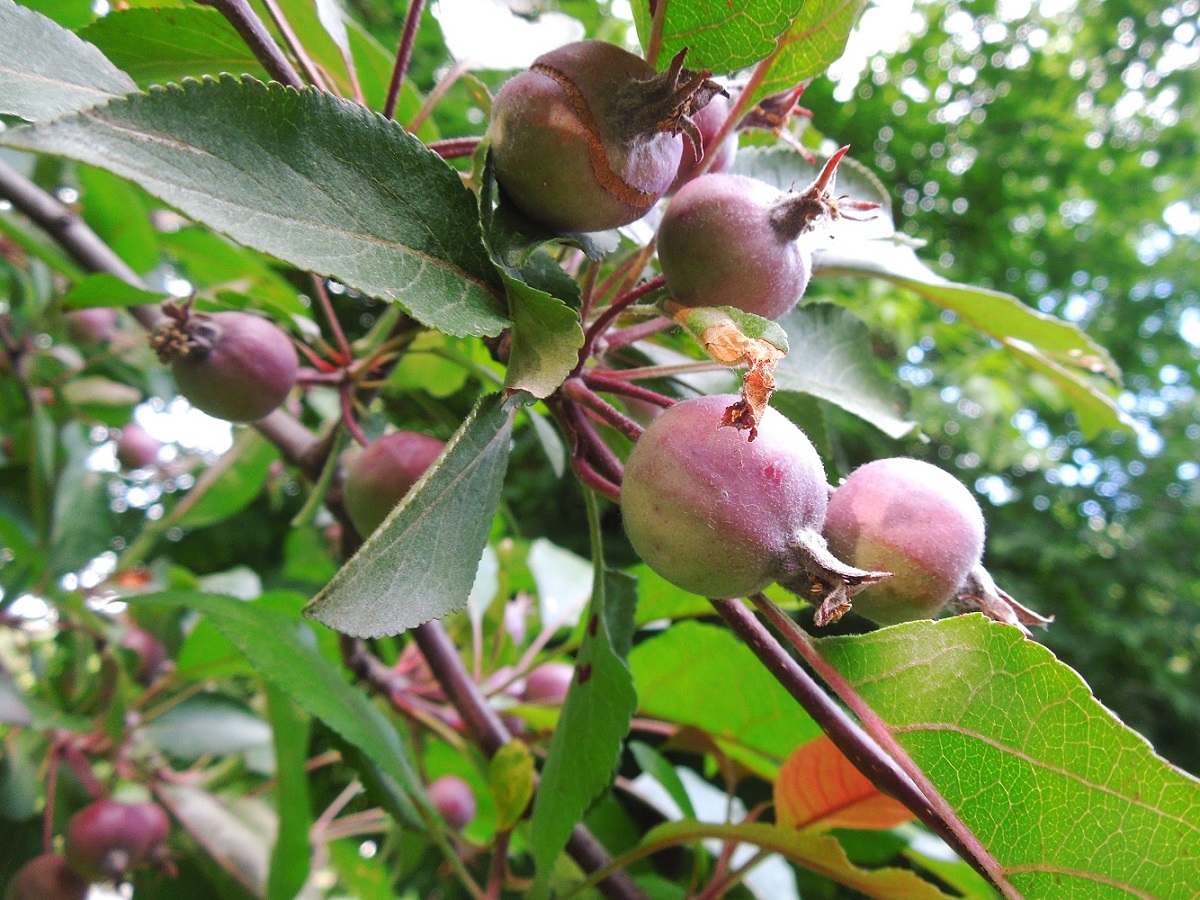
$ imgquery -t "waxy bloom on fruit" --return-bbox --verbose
[620,394,887,623]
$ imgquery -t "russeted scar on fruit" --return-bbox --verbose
[488,40,723,233]
[150,303,298,422]
[620,394,888,624]
[4,854,89,900]
[823,457,986,625]
[64,798,170,882]
[657,147,877,320]
[342,431,446,536]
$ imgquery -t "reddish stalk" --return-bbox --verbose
[601,317,675,350]
[582,372,676,409]
[577,275,666,372]
[562,379,644,443]
[260,0,329,91]
[197,0,304,90]
[409,59,471,133]
[428,136,483,159]
[310,274,353,363]
[384,0,428,120]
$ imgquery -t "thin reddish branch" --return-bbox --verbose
[582,372,676,409]
[562,379,644,443]
[384,0,428,120]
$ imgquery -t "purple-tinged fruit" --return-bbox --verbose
[428,775,476,830]
[151,306,298,423]
[67,307,119,345]
[824,457,985,625]
[343,431,446,536]
[522,661,574,705]
[116,423,162,470]
[620,394,887,623]
[488,41,722,232]
[5,853,89,900]
[64,798,170,882]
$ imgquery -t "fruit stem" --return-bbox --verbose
[582,372,676,409]
[384,0,428,120]
[563,379,644,442]
[645,0,669,68]
[310,275,353,364]
[259,0,329,91]
[427,136,483,160]
[747,592,1021,899]
[576,275,666,373]
[560,399,625,486]
[196,0,305,90]
[408,60,470,133]
[601,316,675,350]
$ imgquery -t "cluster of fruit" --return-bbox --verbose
[7,799,170,900]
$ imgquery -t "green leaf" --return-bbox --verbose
[489,740,536,831]
[174,430,279,530]
[136,592,430,822]
[58,273,164,310]
[78,165,162,274]
[0,0,135,122]
[629,741,696,819]
[530,494,638,879]
[774,303,918,440]
[78,7,269,90]
[305,393,515,637]
[642,821,955,899]
[3,76,508,338]
[632,1,802,75]
[628,620,822,778]
[817,616,1200,899]
[50,424,115,576]
[750,0,869,107]
[141,692,272,761]
[14,0,94,30]
[503,273,585,398]
[265,685,312,900]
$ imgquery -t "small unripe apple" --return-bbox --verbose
[115,423,162,470]
[342,431,446,536]
[824,457,986,624]
[120,625,169,684]
[151,308,298,422]
[66,307,119,345]
[428,775,476,830]
[5,853,89,900]
[522,661,574,705]
[620,394,887,621]
[488,41,721,232]
[64,798,170,882]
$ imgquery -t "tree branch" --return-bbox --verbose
[196,0,305,90]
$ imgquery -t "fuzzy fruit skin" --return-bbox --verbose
[621,394,829,599]
[343,431,446,536]
[5,853,90,900]
[170,312,297,422]
[670,93,737,191]
[428,775,476,830]
[824,458,986,624]
[488,40,683,233]
[64,798,170,882]
[522,661,575,705]
[658,173,811,320]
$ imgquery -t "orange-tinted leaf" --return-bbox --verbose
[775,734,915,831]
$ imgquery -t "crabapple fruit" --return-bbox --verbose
[522,661,575,705]
[342,431,446,536]
[823,457,985,625]
[428,775,476,830]
[64,798,170,882]
[151,307,298,422]
[5,854,89,900]
[620,394,887,621]
[488,41,721,233]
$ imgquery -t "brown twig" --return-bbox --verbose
[196,0,305,90]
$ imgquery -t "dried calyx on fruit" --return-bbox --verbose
[670,91,738,191]
[150,301,298,422]
[620,394,888,624]
[5,853,89,900]
[657,146,878,320]
[488,40,724,233]
[342,431,446,536]
[64,798,170,883]
[824,457,1051,632]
